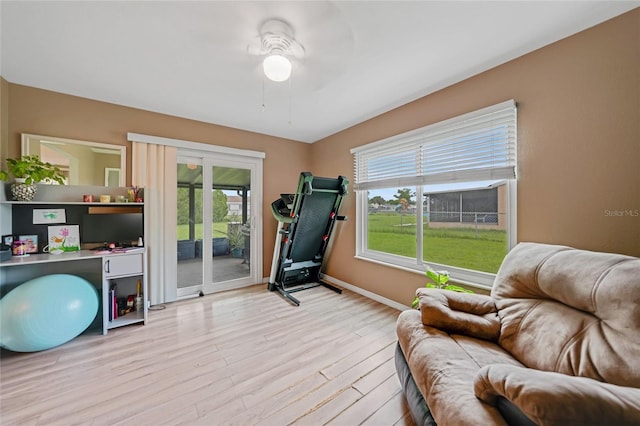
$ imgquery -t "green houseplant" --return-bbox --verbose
[412,266,473,309]
[0,155,66,201]
[226,225,245,258]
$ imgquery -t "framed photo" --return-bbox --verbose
[18,235,39,253]
[2,234,15,247]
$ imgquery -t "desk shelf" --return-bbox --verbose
[1,201,144,206]
[1,185,148,338]
[109,307,144,329]
[1,252,148,336]
[103,252,146,333]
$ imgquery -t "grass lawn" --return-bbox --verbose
[367,213,506,273]
[178,214,506,274]
[177,222,228,240]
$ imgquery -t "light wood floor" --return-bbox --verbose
[0,284,415,426]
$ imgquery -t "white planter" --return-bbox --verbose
[10,178,37,201]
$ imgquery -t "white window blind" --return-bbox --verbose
[351,100,517,190]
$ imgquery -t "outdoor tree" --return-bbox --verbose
[177,188,189,225]
[393,188,415,205]
[177,187,203,225]
[394,189,415,233]
[369,195,386,205]
[212,189,229,222]
[176,188,228,228]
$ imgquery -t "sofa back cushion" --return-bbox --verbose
[492,242,640,387]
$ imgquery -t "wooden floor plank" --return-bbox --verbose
[251,342,398,425]
[326,375,404,425]
[353,356,398,395]
[0,284,415,426]
[362,389,414,426]
[294,386,364,425]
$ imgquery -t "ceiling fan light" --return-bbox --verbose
[263,54,292,82]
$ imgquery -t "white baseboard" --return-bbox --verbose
[263,274,411,312]
[320,273,411,312]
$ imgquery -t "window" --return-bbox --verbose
[352,100,517,288]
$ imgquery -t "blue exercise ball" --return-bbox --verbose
[0,274,99,352]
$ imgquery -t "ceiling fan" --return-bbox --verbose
[247,19,306,82]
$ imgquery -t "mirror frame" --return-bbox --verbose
[21,133,126,187]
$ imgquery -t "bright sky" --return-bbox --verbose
[367,180,504,202]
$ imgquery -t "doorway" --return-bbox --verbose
[176,153,262,298]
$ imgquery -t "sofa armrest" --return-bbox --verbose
[417,288,500,341]
[474,364,640,426]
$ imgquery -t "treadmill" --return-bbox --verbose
[268,172,348,306]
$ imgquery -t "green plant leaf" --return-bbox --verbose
[443,284,474,293]
[412,265,472,305]
[1,155,66,184]
[426,269,439,283]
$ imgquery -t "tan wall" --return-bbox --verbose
[5,84,312,277]
[311,9,640,306]
[0,77,8,161]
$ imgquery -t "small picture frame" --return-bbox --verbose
[19,235,39,254]
[48,225,80,253]
[2,234,14,247]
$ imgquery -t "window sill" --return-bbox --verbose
[354,254,494,291]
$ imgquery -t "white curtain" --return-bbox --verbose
[132,142,177,305]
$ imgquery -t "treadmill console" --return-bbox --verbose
[272,194,295,218]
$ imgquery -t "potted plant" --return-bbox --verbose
[412,266,473,308]
[0,155,66,201]
[227,225,245,258]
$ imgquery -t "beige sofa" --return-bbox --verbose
[395,242,640,425]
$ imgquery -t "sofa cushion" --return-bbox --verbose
[417,288,500,341]
[474,364,640,426]
[394,343,437,426]
[492,242,640,387]
[396,309,524,425]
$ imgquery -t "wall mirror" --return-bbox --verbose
[22,133,126,187]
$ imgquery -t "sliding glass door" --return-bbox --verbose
[176,152,261,298]
[176,157,204,297]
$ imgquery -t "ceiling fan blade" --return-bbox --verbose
[287,40,305,59]
[246,35,267,56]
[293,26,355,91]
[247,45,267,56]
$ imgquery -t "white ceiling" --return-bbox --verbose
[1,1,637,143]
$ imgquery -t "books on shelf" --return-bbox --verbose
[109,284,117,321]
